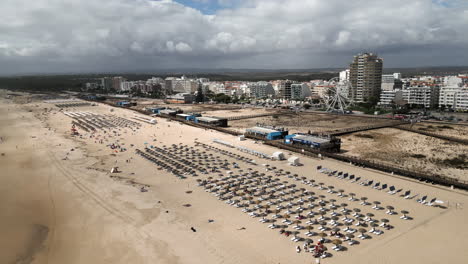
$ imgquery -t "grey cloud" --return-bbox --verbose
[0,0,467,74]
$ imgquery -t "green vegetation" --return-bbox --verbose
[0,75,88,92]
[437,154,468,169]
[438,125,454,129]
[213,93,231,103]
[195,85,204,103]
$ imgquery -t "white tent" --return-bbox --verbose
[288,156,300,166]
[272,151,285,160]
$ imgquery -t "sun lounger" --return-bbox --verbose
[417,195,427,204]
[403,190,411,199]
[426,197,437,206]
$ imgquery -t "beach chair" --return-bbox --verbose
[417,195,427,204]
[403,190,411,199]
[426,197,437,206]
[381,184,388,190]
[373,182,380,189]
[387,186,396,194]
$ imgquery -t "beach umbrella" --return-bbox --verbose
[386,206,395,215]
[343,221,352,232]
[332,239,342,245]
[380,218,390,228]
[360,197,368,205]
[401,210,410,220]
[366,213,375,222]
[337,189,345,197]
[318,232,327,238]
[369,222,378,233]
[373,201,381,210]
[319,221,327,231]
[358,228,367,238]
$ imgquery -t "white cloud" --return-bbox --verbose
[0,0,467,73]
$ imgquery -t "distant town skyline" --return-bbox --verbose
[1,0,468,74]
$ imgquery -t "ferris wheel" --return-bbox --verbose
[324,77,353,114]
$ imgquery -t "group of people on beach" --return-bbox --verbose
[295,241,327,258]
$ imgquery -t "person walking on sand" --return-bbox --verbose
[296,246,301,253]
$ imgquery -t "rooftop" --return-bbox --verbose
[247,126,280,134]
[292,134,331,144]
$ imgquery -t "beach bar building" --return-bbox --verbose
[245,126,289,140]
[284,133,341,152]
[195,116,228,127]
[176,113,198,121]
[116,101,131,107]
[148,107,166,114]
[159,109,178,117]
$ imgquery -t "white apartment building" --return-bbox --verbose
[290,83,312,100]
[439,75,468,111]
[172,75,198,93]
[455,89,468,111]
[378,90,403,106]
[349,53,383,102]
[239,83,249,95]
[120,81,134,92]
[393,73,402,80]
[248,81,275,98]
[312,82,332,98]
[381,74,396,91]
[402,86,439,108]
[339,69,350,82]
[277,80,294,99]
[208,82,226,94]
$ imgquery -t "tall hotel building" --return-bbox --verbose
[349,53,383,103]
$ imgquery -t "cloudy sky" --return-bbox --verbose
[1,0,468,74]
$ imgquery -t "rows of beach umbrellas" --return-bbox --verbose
[65,112,141,130]
[196,142,258,165]
[55,102,91,108]
[188,150,416,258]
[133,140,415,258]
[136,143,257,179]
[136,149,189,179]
[318,167,439,208]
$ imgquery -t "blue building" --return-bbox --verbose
[176,113,198,121]
[148,107,166,114]
[116,101,131,107]
[285,134,341,152]
[245,126,288,140]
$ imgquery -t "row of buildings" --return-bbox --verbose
[340,53,468,111]
[83,52,468,110]
[376,74,468,110]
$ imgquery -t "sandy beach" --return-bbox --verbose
[1,93,468,264]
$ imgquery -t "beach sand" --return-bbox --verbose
[1,93,468,264]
